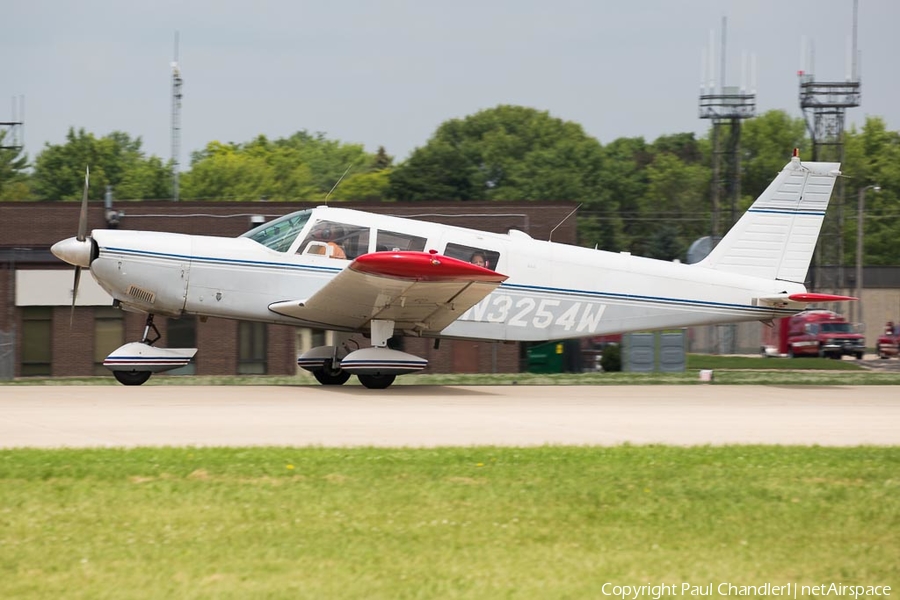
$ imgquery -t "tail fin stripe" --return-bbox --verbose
[748,208,826,216]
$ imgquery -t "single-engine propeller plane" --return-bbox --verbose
[51,152,851,388]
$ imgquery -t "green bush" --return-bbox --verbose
[600,344,622,372]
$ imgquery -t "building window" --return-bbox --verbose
[21,307,52,376]
[167,316,197,375]
[93,307,124,376]
[238,321,267,374]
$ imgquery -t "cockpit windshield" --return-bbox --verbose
[241,210,312,252]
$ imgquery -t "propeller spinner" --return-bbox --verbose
[49,167,94,324]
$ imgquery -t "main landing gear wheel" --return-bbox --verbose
[113,370,152,386]
[357,374,396,390]
[313,360,351,386]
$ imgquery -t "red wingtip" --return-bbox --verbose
[792,147,799,158]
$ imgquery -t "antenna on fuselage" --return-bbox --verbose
[549,203,581,243]
[324,163,355,203]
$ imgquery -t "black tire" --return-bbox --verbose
[113,370,152,386]
[358,373,396,389]
[313,359,350,386]
[314,369,351,386]
[855,352,864,360]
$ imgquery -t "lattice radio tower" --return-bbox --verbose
[698,18,756,355]
[799,0,861,293]
[171,32,184,202]
[699,18,756,240]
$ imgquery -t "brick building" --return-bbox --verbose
[0,200,578,378]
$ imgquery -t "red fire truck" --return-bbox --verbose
[761,310,865,359]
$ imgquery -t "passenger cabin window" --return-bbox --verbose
[242,210,312,253]
[376,231,427,253]
[297,220,369,260]
[444,243,500,270]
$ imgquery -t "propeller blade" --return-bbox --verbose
[70,266,82,327]
[77,166,89,242]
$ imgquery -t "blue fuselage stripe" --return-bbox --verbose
[100,246,794,317]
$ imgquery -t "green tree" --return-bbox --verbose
[586,136,652,252]
[387,140,485,201]
[372,146,392,170]
[181,132,385,201]
[388,105,606,204]
[843,117,900,266]
[387,105,620,250]
[0,130,31,200]
[652,132,703,164]
[181,141,283,201]
[327,170,391,201]
[633,153,709,258]
[31,128,171,200]
[740,110,808,204]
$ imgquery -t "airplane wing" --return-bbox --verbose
[268,251,508,335]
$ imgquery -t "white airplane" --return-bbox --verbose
[51,152,851,388]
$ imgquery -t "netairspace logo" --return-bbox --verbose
[600,582,893,599]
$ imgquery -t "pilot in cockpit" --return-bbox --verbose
[307,222,347,259]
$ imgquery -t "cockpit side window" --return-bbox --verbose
[376,231,427,253]
[444,243,500,270]
[241,210,312,253]
[297,220,370,260]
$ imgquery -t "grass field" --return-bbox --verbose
[1,446,897,599]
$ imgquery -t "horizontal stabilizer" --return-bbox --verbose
[755,292,857,309]
[787,293,857,303]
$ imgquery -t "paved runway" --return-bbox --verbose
[1,385,898,448]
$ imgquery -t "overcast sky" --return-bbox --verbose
[3,0,898,166]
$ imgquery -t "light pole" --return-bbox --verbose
[856,184,881,326]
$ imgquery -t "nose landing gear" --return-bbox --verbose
[104,314,198,386]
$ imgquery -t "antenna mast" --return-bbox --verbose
[171,32,183,202]
[0,95,24,152]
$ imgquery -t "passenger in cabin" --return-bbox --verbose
[309,223,347,259]
[470,251,487,268]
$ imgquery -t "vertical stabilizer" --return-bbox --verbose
[697,155,840,283]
